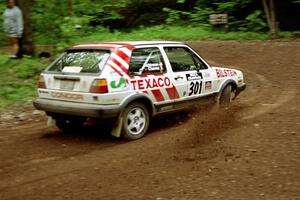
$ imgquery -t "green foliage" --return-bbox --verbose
[231,10,268,32]
[213,0,267,32]
[0,53,47,107]
[159,0,267,31]
[189,7,214,23]
[244,10,267,31]
[32,0,127,44]
[279,31,300,38]
[32,0,67,43]
[215,0,252,12]
[0,0,298,46]
[162,8,190,25]
[59,16,93,39]
[71,0,126,23]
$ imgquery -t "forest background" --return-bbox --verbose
[0,0,300,49]
[0,0,299,107]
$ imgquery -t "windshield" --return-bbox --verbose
[48,50,110,74]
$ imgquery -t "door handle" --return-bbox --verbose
[175,76,183,80]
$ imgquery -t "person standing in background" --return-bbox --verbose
[3,0,23,59]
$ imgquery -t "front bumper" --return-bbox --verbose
[236,83,247,96]
[237,83,246,94]
[33,98,121,118]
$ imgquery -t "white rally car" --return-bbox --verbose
[34,41,246,140]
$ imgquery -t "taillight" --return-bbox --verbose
[90,79,108,93]
[38,75,46,89]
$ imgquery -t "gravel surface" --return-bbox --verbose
[0,40,299,200]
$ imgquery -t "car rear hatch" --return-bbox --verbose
[38,49,111,103]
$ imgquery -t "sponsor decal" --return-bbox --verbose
[215,69,237,78]
[39,90,49,94]
[204,72,211,78]
[186,72,203,81]
[144,63,161,71]
[110,77,127,89]
[188,81,202,96]
[205,81,212,90]
[130,77,171,90]
[51,92,83,100]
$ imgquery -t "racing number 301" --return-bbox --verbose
[189,81,202,96]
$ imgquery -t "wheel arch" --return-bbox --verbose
[218,79,238,99]
[120,93,155,117]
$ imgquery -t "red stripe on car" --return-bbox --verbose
[109,57,128,73]
[151,89,165,102]
[166,86,180,100]
[139,74,148,78]
[107,64,123,77]
[115,49,131,63]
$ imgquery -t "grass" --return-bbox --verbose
[70,25,270,43]
[0,54,48,108]
[28,25,272,46]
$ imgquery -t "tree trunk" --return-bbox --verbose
[67,0,74,15]
[262,0,279,38]
[17,0,35,56]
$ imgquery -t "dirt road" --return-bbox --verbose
[0,40,299,200]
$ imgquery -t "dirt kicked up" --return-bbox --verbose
[0,40,299,200]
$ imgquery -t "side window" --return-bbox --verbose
[129,47,166,75]
[192,54,208,70]
[164,47,207,72]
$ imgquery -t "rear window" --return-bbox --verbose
[47,50,110,74]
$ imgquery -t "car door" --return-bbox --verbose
[127,46,175,108]
[162,45,214,108]
[187,48,216,96]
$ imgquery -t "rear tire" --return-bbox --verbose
[122,103,149,140]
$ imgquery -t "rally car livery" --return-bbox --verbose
[33,41,246,140]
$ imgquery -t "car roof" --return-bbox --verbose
[69,41,184,50]
[114,41,182,46]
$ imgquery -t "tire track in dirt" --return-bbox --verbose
[209,61,298,122]
[237,68,297,121]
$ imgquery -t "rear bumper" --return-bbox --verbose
[33,98,121,118]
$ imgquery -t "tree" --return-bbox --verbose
[18,0,35,56]
[67,0,74,15]
[262,0,278,37]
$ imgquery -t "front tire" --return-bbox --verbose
[122,103,149,140]
[219,85,235,106]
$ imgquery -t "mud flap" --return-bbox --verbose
[111,114,123,138]
[47,117,56,127]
